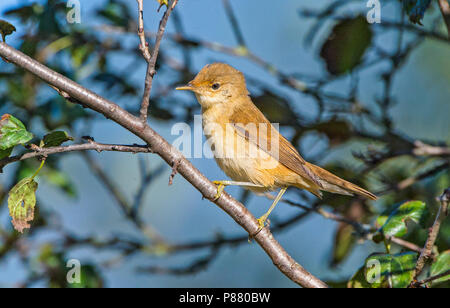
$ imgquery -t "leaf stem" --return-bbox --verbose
[31,158,46,180]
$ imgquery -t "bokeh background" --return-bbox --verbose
[0,0,449,287]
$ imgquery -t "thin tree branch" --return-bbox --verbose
[388,236,424,254]
[0,139,151,171]
[410,188,449,287]
[140,0,179,123]
[413,140,450,157]
[280,196,425,254]
[416,269,450,286]
[0,42,328,288]
[136,0,151,62]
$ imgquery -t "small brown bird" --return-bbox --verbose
[177,63,376,229]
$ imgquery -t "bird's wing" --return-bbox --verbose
[229,99,322,188]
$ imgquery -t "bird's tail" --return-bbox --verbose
[302,162,377,200]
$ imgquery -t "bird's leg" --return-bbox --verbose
[212,181,264,201]
[256,187,287,231]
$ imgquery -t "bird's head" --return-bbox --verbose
[176,63,249,108]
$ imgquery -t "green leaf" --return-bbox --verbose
[0,114,33,150]
[0,19,16,42]
[320,16,372,75]
[42,131,74,148]
[378,200,427,238]
[430,250,450,285]
[349,252,417,288]
[7,177,38,233]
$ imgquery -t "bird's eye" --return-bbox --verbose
[211,83,220,90]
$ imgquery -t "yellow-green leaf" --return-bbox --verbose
[0,114,33,150]
[8,177,38,233]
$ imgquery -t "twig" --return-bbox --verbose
[0,40,328,288]
[136,0,151,62]
[413,140,450,157]
[139,246,220,276]
[416,269,450,286]
[139,0,179,123]
[82,152,131,218]
[0,140,151,171]
[410,188,450,287]
[132,158,165,219]
[273,196,371,237]
[278,195,427,254]
[376,161,449,195]
[388,236,423,254]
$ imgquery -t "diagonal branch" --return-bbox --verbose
[0,42,328,288]
[139,0,179,123]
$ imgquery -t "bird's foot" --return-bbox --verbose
[212,181,226,201]
[256,215,268,233]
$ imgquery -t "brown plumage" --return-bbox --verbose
[176,63,376,226]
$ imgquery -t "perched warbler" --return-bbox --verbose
[176,63,376,230]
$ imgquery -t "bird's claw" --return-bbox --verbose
[256,215,268,233]
[212,181,225,201]
[249,216,268,240]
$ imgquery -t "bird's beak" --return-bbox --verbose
[175,83,194,91]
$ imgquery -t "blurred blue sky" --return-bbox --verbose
[0,0,449,287]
